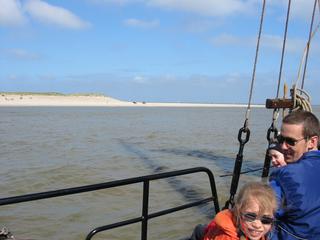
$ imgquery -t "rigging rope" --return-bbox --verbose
[291,85,312,112]
[223,0,266,209]
[290,0,319,112]
[275,0,291,99]
[261,0,292,178]
[226,0,318,205]
[262,0,318,177]
[301,0,318,89]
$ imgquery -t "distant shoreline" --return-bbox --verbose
[0,93,263,107]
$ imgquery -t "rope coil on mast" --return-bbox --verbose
[223,0,266,210]
[291,86,312,112]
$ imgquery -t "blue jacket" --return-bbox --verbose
[269,178,285,218]
[269,150,320,240]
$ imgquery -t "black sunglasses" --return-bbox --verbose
[277,135,305,146]
[241,212,274,225]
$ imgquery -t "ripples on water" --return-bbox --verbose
[1,106,319,239]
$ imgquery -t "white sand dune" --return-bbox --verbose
[0,93,263,107]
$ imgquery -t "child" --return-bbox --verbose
[268,141,286,218]
[268,142,286,168]
[203,182,277,240]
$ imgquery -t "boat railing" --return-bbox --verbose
[0,167,220,240]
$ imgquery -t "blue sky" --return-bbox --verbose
[0,0,319,104]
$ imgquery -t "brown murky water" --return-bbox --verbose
[1,106,319,239]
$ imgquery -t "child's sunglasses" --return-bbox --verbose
[241,212,274,225]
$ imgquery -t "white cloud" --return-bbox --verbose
[0,0,27,26]
[210,33,312,54]
[87,0,317,21]
[89,0,318,21]
[88,0,143,6]
[146,0,256,17]
[24,0,90,29]
[183,19,222,33]
[290,0,315,19]
[210,33,254,47]
[8,74,19,80]
[261,34,308,53]
[4,48,41,60]
[0,0,90,29]
[268,0,318,20]
[133,75,148,83]
[88,0,258,17]
[124,18,159,28]
[224,73,243,84]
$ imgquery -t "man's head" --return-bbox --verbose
[278,110,320,163]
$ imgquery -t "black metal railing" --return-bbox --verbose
[0,167,219,240]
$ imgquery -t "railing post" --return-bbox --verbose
[141,180,149,240]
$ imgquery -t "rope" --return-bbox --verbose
[276,224,308,240]
[296,26,319,88]
[273,0,291,116]
[290,0,319,113]
[243,0,266,124]
[291,85,312,112]
[219,167,265,178]
[261,110,279,178]
[223,0,266,210]
[261,0,292,178]
[275,0,291,98]
[270,0,292,133]
[301,0,318,89]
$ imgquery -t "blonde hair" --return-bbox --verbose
[233,182,277,221]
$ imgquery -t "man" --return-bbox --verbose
[269,110,320,240]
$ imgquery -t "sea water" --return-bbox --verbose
[1,106,319,239]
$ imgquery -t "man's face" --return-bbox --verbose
[280,123,309,163]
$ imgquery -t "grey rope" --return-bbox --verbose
[276,0,291,99]
[301,0,318,89]
[243,0,266,127]
[269,0,291,132]
[276,224,308,240]
[291,85,312,112]
[223,0,266,210]
[291,0,319,112]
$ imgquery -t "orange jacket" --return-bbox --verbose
[203,209,267,240]
[203,209,239,240]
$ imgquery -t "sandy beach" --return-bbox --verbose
[0,93,263,107]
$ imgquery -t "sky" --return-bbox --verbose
[0,0,319,104]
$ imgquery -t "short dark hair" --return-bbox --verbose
[283,110,320,139]
[268,141,283,153]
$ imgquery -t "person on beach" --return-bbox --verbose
[203,182,277,240]
[269,110,320,240]
[268,142,286,168]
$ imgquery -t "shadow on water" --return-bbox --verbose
[118,139,216,219]
[154,148,264,177]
